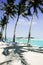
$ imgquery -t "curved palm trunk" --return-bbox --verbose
[5,15,8,41]
[28,13,34,44]
[13,16,19,42]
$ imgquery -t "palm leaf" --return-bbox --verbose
[1,1,7,7]
[22,14,29,21]
[7,0,15,4]
[10,15,14,19]
[0,7,5,11]
[19,0,27,5]
[28,0,43,17]
[38,6,43,13]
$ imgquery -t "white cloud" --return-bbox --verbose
[18,19,36,26]
[18,19,28,25]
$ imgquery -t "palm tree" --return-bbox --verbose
[18,0,43,44]
[0,16,7,41]
[27,0,43,43]
[28,13,34,43]
[3,16,8,41]
[13,0,26,42]
[0,0,31,42]
[13,0,31,42]
[0,0,17,41]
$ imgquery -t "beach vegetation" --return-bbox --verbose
[0,32,2,41]
[0,0,17,41]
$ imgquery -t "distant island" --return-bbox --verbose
[16,37,34,39]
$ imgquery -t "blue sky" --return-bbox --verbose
[3,12,43,39]
[0,0,43,39]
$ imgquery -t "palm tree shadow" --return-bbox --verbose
[1,44,43,65]
[13,44,30,65]
[0,60,12,65]
[2,44,30,65]
[27,47,43,53]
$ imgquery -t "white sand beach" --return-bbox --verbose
[0,42,43,65]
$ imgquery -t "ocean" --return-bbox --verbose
[5,38,43,47]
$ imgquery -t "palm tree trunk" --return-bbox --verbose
[13,16,19,42]
[1,27,3,34]
[5,24,7,41]
[1,27,3,41]
[28,13,34,44]
[5,15,8,41]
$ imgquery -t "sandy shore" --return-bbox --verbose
[0,42,43,65]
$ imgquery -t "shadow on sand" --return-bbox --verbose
[27,47,43,53]
[0,60,12,65]
[0,44,30,65]
[1,43,43,65]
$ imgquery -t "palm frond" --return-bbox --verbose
[10,15,14,20]
[28,8,32,15]
[38,6,43,13]
[1,1,7,7]
[19,0,27,5]
[22,14,29,21]
[11,11,15,17]
[0,8,5,10]
[14,5,19,10]
[40,0,43,5]
[7,0,15,4]
[28,0,43,17]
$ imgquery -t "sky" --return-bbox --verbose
[0,0,43,39]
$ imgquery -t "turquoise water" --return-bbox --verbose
[5,38,43,47]
[15,39,43,47]
[15,39,28,43]
[30,39,43,47]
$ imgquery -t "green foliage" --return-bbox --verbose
[28,0,43,16]
[1,0,17,17]
[0,16,8,30]
[7,0,15,4]
[0,32,2,40]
